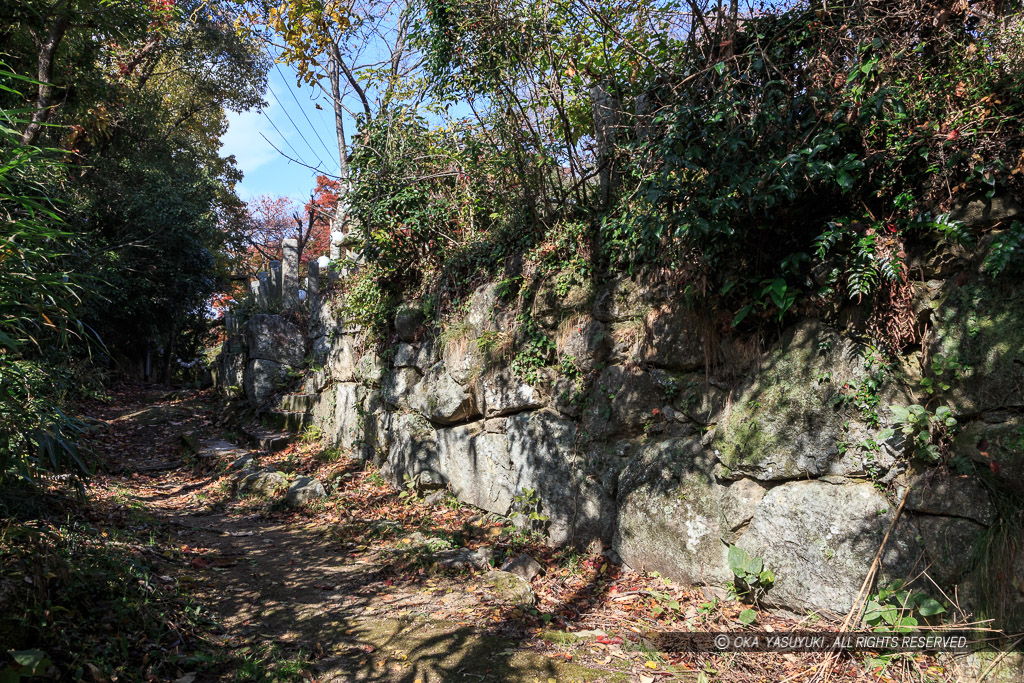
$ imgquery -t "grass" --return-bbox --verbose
[539,629,582,645]
[235,644,313,682]
[316,446,342,463]
[968,484,1024,635]
[0,504,219,681]
[555,549,585,577]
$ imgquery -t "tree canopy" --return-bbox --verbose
[0,0,269,479]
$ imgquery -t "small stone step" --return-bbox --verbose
[264,410,311,432]
[240,425,294,454]
[260,433,292,453]
[275,393,318,413]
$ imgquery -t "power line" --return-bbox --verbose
[266,81,329,171]
[257,40,337,175]
[261,110,310,167]
[259,133,342,180]
[275,62,339,169]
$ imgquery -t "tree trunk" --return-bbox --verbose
[328,49,351,234]
[22,2,72,146]
[161,324,177,384]
[328,50,348,177]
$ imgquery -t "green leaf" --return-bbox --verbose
[8,650,50,676]
[918,598,946,617]
[732,304,754,327]
[738,609,757,625]
[863,600,883,625]
[728,545,751,576]
[888,405,910,422]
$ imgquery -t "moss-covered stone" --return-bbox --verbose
[712,320,906,481]
[929,280,1024,414]
[481,570,535,606]
[954,416,1024,497]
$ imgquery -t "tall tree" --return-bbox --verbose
[234,0,425,231]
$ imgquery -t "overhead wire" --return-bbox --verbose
[257,40,337,175]
[266,81,330,171]
[261,110,310,167]
[274,61,340,170]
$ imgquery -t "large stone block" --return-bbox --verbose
[905,469,994,525]
[909,515,986,586]
[947,192,1023,228]
[737,481,922,614]
[333,383,367,452]
[582,365,672,439]
[637,304,705,371]
[712,320,908,481]
[614,438,732,585]
[381,367,422,408]
[555,316,609,372]
[506,411,615,548]
[479,367,543,417]
[218,351,246,391]
[309,385,336,441]
[244,314,305,367]
[243,359,289,404]
[413,364,482,425]
[325,333,360,382]
[355,350,384,386]
[381,412,441,486]
[929,280,1024,414]
[532,272,594,327]
[437,423,516,515]
[394,302,426,342]
[309,293,339,338]
[394,341,435,372]
[592,277,662,322]
[440,283,514,385]
[954,415,1024,497]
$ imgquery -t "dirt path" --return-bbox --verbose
[74,385,966,683]
[82,386,635,682]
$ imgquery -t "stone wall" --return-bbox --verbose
[215,240,1024,626]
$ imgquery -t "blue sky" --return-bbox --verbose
[220,57,344,203]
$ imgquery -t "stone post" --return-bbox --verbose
[590,81,621,207]
[248,278,261,306]
[329,232,344,284]
[269,260,282,304]
[307,260,320,300]
[282,238,299,309]
[256,272,270,308]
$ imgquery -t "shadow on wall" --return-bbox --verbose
[242,227,1024,640]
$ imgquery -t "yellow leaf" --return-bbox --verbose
[645,661,658,669]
